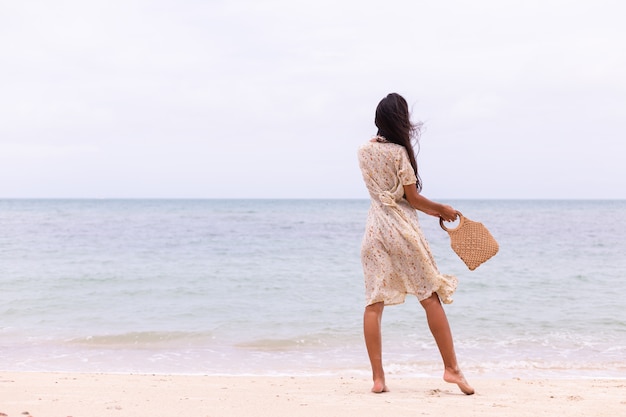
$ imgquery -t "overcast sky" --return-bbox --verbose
[1,0,624,199]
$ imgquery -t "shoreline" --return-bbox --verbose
[1,372,624,417]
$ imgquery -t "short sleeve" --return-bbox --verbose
[397,148,417,185]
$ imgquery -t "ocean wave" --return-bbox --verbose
[68,331,213,348]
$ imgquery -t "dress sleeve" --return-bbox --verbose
[397,147,417,185]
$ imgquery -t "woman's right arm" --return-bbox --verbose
[403,184,457,222]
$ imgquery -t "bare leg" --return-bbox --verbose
[420,293,474,395]
[363,302,388,393]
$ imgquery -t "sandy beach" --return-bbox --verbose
[1,372,624,417]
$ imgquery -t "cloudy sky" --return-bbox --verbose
[1,0,624,199]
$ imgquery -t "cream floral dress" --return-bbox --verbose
[357,138,458,306]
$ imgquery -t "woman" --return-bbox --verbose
[357,93,474,395]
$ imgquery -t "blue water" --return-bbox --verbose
[1,199,625,377]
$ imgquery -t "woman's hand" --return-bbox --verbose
[438,204,458,222]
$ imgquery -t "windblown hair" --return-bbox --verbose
[374,93,423,192]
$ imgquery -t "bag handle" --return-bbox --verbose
[439,211,465,232]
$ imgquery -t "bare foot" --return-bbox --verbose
[371,379,389,393]
[443,367,474,395]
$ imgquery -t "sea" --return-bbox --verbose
[1,199,625,378]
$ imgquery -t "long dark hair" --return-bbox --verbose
[374,93,423,191]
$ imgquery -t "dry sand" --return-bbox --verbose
[1,372,624,417]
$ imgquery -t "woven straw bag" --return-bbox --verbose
[439,212,499,271]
